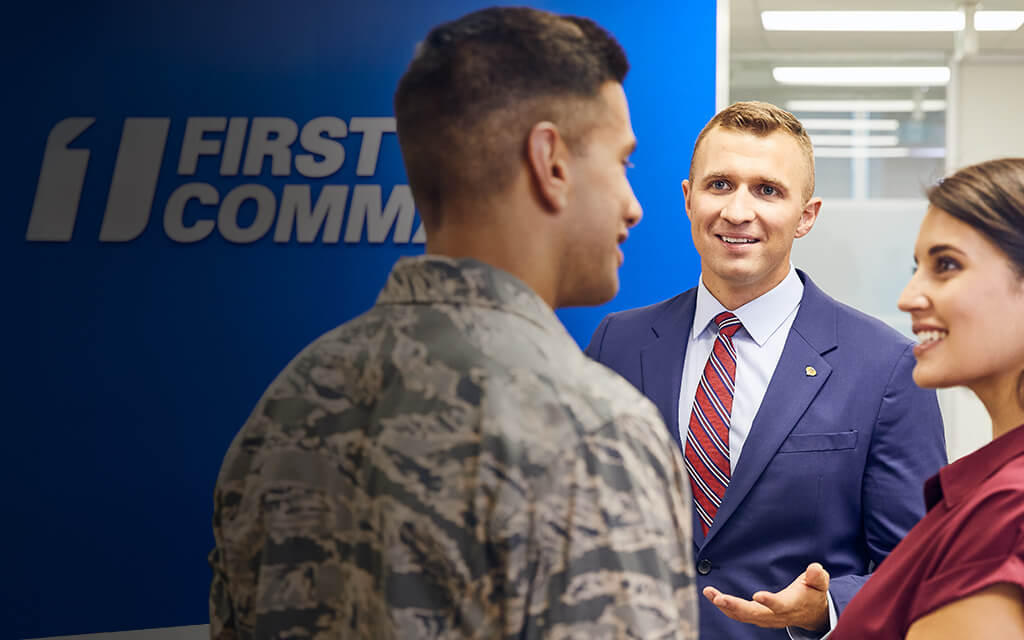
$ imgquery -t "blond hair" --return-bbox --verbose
[690,101,815,200]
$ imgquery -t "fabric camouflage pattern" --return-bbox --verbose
[209,256,697,639]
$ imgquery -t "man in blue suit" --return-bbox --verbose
[586,101,947,640]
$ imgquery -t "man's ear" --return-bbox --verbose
[795,197,823,238]
[681,179,693,220]
[527,121,570,212]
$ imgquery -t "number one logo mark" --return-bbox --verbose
[27,117,170,242]
[26,118,95,241]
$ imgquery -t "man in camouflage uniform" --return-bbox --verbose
[209,7,697,638]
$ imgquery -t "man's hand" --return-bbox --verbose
[702,562,831,632]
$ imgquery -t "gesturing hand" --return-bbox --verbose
[702,562,831,632]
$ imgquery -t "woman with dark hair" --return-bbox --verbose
[828,157,1024,639]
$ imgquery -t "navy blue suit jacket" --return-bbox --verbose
[586,271,947,640]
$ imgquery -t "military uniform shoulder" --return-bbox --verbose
[580,354,664,414]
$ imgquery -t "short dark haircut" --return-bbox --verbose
[690,101,815,201]
[394,7,629,229]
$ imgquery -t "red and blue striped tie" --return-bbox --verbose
[685,311,743,536]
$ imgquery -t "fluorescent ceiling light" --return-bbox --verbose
[802,118,899,131]
[811,134,899,146]
[762,11,963,31]
[787,99,947,113]
[787,99,946,113]
[975,11,1024,31]
[773,67,950,87]
[814,147,945,159]
[762,11,1023,32]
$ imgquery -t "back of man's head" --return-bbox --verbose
[394,7,629,230]
[691,101,816,200]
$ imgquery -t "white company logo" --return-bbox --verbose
[26,116,424,244]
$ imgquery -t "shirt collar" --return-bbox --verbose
[925,422,1024,510]
[692,266,804,346]
[376,255,567,337]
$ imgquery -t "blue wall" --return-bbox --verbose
[2,1,714,637]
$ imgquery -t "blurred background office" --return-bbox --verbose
[720,0,1024,461]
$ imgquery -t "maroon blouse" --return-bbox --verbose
[830,423,1024,640]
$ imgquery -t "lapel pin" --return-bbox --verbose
[805,366,817,377]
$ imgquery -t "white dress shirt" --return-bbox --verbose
[678,266,803,470]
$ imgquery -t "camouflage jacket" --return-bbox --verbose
[209,256,697,639]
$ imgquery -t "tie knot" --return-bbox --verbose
[714,311,742,338]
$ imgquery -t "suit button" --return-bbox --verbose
[697,558,712,575]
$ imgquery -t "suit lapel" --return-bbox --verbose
[640,289,697,453]
[702,272,839,546]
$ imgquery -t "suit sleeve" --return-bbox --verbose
[829,343,947,613]
[584,313,613,361]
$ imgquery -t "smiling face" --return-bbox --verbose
[683,126,821,309]
[898,206,1024,395]
[557,82,643,307]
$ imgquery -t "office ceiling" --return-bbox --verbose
[729,0,1024,100]
[732,0,1024,56]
